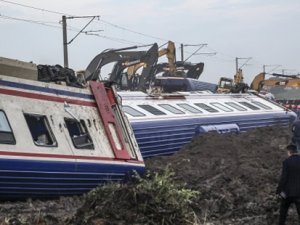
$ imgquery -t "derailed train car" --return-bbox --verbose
[120,91,297,158]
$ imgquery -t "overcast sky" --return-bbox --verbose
[0,0,299,84]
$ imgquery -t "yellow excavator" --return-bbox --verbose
[250,72,300,107]
[217,69,249,93]
[251,72,300,91]
[126,41,176,79]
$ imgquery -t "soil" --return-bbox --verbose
[146,126,295,224]
[0,126,297,225]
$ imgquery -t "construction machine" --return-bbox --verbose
[84,41,207,93]
[126,41,176,77]
[217,69,249,93]
[111,43,159,91]
[250,72,300,107]
[84,45,148,81]
[83,44,159,91]
[251,72,300,91]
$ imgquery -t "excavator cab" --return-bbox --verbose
[217,77,233,93]
[217,69,249,93]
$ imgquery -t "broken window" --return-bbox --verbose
[65,118,94,150]
[24,114,57,147]
[0,111,15,145]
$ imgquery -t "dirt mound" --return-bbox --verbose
[146,126,295,224]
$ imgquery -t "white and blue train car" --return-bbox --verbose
[0,74,144,199]
[119,91,297,158]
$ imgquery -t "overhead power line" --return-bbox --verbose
[0,0,65,15]
[0,13,61,29]
[0,0,294,72]
[100,19,168,42]
[0,0,207,50]
[0,0,170,43]
[0,13,144,46]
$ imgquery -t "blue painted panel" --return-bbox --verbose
[0,158,144,199]
[131,113,293,158]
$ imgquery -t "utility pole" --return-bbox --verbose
[61,15,100,68]
[263,64,281,74]
[180,43,184,61]
[235,57,252,72]
[179,43,216,62]
[62,16,68,68]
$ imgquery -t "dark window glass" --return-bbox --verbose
[225,102,247,111]
[238,102,260,110]
[0,111,15,145]
[138,105,166,115]
[251,101,272,110]
[158,104,184,114]
[24,114,57,147]
[194,103,219,113]
[65,118,94,149]
[177,103,202,113]
[122,106,145,117]
[210,102,233,112]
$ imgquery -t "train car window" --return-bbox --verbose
[24,114,57,147]
[0,111,15,145]
[177,103,202,113]
[194,103,219,113]
[238,102,260,110]
[158,104,185,114]
[251,101,272,110]
[64,118,94,150]
[122,105,145,117]
[225,102,247,111]
[138,105,166,115]
[211,102,233,112]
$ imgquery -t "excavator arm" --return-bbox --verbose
[85,43,159,92]
[85,46,145,81]
[126,41,176,78]
[109,43,159,90]
[250,72,265,91]
[135,43,159,91]
[158,41,176,75]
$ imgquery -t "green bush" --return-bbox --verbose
[71,168,199,225]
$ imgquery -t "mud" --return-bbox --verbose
[146,126,297,224]
[0,126,297,225]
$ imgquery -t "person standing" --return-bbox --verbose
[292,119,300,151]
[277,144,300,225]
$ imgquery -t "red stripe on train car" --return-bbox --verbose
[0,88,97,107]
[0,150,144,164]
